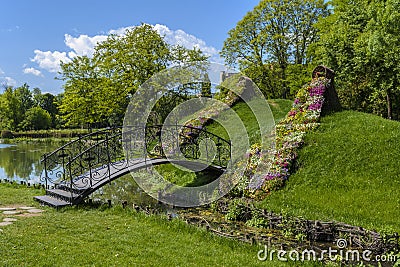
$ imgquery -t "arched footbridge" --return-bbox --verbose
[34,125,231,207]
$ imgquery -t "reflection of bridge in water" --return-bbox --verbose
[34,125,231,207]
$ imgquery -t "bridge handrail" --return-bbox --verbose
[152,124,231,146]
[41,124,231,191]
[41,126,122,162]
[66,131,124,166]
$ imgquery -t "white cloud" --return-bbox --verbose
[108,24,221,62]
[0,68,17,87]
[64,34,107,57]
[108,26,133,36]
[31,50,71,73]
[4,77,17,87]
[23,67,43,77]
[32,24,222,73]
[153,24,222,63]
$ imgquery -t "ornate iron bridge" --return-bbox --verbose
[34,125,231,207]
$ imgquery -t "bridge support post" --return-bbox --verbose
[68,156,73,205]
[105,134,112,184]
[43,153,48,190]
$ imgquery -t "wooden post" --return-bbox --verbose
[312,65,342,116]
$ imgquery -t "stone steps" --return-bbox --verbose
[34,195,70,208]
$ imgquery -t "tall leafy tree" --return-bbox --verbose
[15,83,34,115]
[59,23,208,128]
[315,0,400,119]
[0,85,32,130]
[33,88,59,128]
[59,55,101,128]
[221,0,329,98]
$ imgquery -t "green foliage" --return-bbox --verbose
[221,0,329,98]
[225,198,247,221]
[314,0,400,120]
[33,89,60,128]
[0,85,60,131]
[201,73,212,97]
[20,106,52,130]
[245,208,267,228]
[0,86,23,130]
[59,23,208,128]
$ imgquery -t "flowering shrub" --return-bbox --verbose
[243,77,331,198]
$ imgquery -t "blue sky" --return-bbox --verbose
[0,0,259,94]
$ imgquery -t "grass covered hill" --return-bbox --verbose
[260,110,400,233]
[205,99,293,144]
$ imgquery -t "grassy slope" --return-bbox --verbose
[0,184,319,266]
[158,99,293,187]
[206,99,293,144]
[259,110,400,233]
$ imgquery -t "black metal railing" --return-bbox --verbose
[40,125,231,200]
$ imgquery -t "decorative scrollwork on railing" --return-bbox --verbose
[40,125,231,198]
[39,127,123,189]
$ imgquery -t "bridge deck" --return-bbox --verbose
[35,157,223,207]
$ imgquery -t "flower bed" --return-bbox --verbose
[244,76,331,198]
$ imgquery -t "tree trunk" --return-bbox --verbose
[386,88,393,120]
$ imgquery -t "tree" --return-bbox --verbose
[20,106,52,130]
[59,23,208,128]
[315,0,400,120]
[33,89,59,128]
[59,55,102,128]
[201,73,212,97]
[221,0,329,98]
[0,86,23,130]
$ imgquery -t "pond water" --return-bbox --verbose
[0,141,63,184]
[0,140,156,205]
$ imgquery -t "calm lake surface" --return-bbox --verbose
[0,140,155,205]
[0,141,63,184]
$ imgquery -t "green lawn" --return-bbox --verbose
[155,164,219,187]
[259,110,400,233]
[0,184,321,266]
[0,182,44,206]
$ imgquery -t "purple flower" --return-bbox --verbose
[308,101,323,111]
[309,84,325,97]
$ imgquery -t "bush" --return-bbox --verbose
[224,198,251,222]
[19,106,51,130]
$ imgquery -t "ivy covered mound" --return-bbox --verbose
[234,71,334,199]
